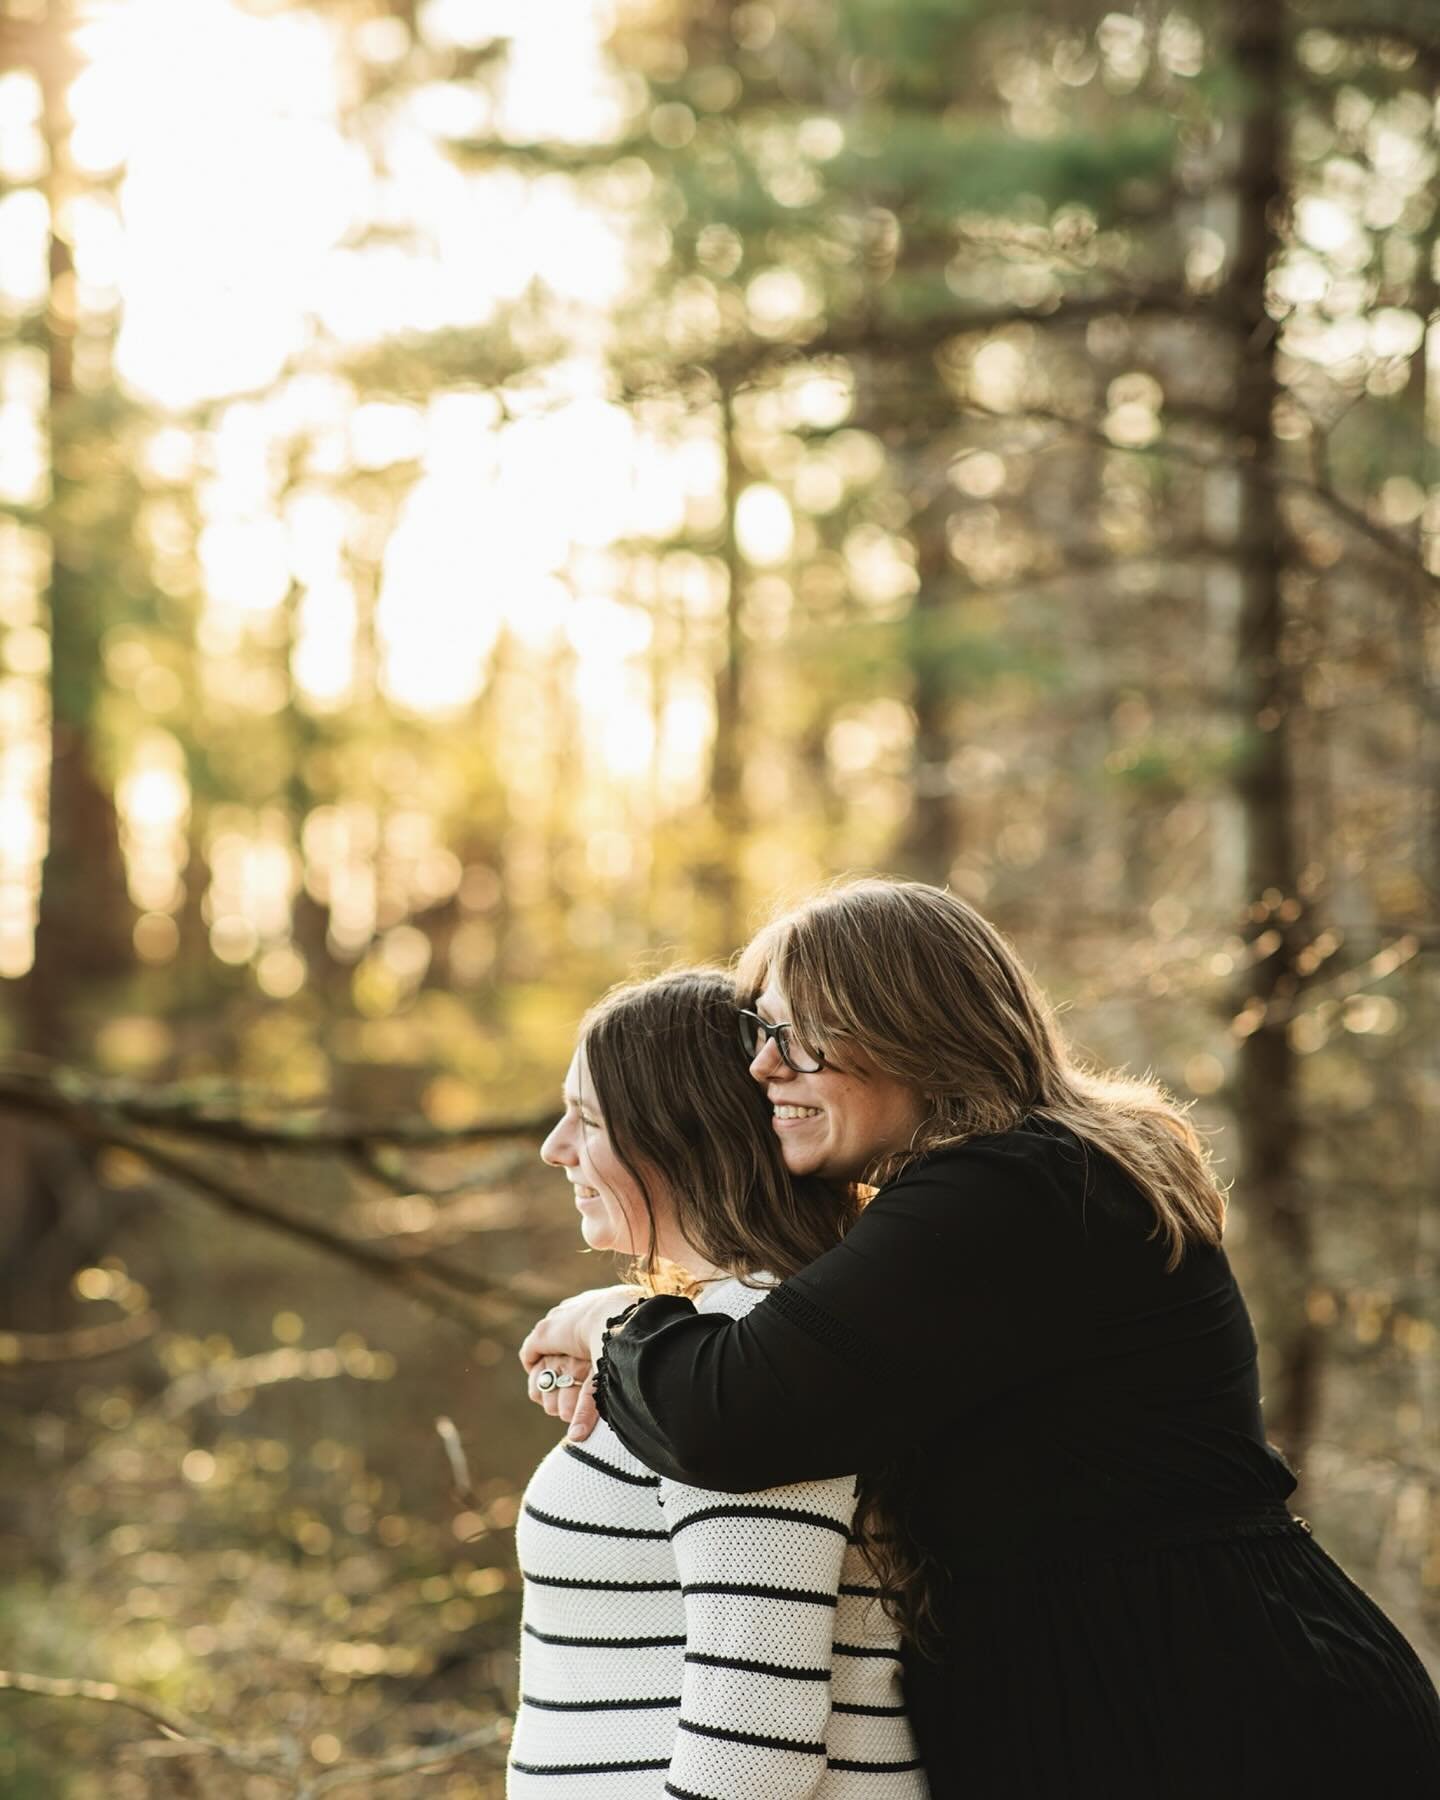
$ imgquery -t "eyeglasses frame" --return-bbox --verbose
[736,1008,827,1075]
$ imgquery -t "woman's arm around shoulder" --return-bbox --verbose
[596,1131,1090,1490]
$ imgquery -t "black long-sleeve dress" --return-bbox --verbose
[592,1118,1440,1798]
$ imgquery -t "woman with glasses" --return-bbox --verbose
[522,879,1440,1799]
[509,966,926,1798]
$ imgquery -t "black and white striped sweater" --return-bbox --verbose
[508,1277,927,1799]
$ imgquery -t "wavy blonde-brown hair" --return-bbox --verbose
[735,877,1225,1269]
[735,877,1227,1648]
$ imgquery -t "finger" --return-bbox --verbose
[554,1372,592,1424]
[522,1319,581,1365]
[520,1314,576,1368]
[564,1384,600,1442]
[527,1360,572,1407]
[527,1356,583,1411]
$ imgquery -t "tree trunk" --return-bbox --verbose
[2,0,134,1327]
[701,382,746,952]
[1224,0,1319,1471]
[21,0,133,1058]
[896,441,958,884]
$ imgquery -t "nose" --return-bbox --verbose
[540,1119,578,1168]
[748,1035,786,1083]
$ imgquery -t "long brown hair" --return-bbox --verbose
[735,877,1228,1650]
[579,966,860,1287]
[736,877,1225,1270]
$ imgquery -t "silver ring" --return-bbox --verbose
[536,1368,578,1393]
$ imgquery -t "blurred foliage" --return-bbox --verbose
[0,0,1437,1788]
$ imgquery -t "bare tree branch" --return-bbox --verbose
[953,399,1440,594]
[0,1308,159,1366]
[0,1061,565,1332]
[0,1060,555,1151]
[303,1721,507,1797]
[0,1670,293,1773]
[113,1132,514,1333]
[704,286,1219,388]
[159,1342,394,1420]
[0,1077,537,1333]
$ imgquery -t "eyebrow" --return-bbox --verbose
[561,1088,596,1113]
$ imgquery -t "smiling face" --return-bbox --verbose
[540,1049,650,1255]
[749,981,925,1182]
[541,1047,711,1269]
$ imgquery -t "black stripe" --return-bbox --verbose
[840,1583,883,1597]
[524,1625,684,1649]
[521,1693,680,1712]
[563,1443,659,1486]
[666,1787,721,1800]
[667,1504,850,1541]
[522,1572,680,1593]
[684,1651,829,1683]
[678,1717,825,1757]
[833,1642,903,1661]
[681,1583,836,1607]
[832,1700,907,1716]
[510,1758,671,1776]
[828,1756,925,1772]
[524,1502,668,1541]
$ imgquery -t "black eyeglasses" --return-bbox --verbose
[736,1009,827,1074]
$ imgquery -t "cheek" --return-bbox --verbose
[593,1158,646,1242]
[618,1188,652,1246]
[579,1194,630,1253]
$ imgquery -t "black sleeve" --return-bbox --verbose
[593,1134,1090,1491]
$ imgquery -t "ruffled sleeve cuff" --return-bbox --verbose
[592,1293,697,1424]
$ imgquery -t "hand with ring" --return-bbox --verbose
[525,1352,590,1421]
[535,1367,581,1394]
[519,1284,638,1437]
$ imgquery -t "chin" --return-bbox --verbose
[781,1145,822,1177]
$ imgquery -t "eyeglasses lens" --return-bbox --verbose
[780,1028,822,1074]
[738,1010,824,1074]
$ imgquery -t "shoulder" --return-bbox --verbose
[862,1120,1095,1247]
[693,1274,776,1320]
[879,1118,1091,1202]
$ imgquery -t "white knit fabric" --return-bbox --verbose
[509,1277,928,1798]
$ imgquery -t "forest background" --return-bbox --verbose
[0,0,1437,1793]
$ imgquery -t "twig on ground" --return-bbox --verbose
[0,1667,506,1798]
[434,1414,476,1503]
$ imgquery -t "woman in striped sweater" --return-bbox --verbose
[508,968,926,1799]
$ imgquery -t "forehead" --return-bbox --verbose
[753,983,787,1017]
[563,1048,588,1095]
